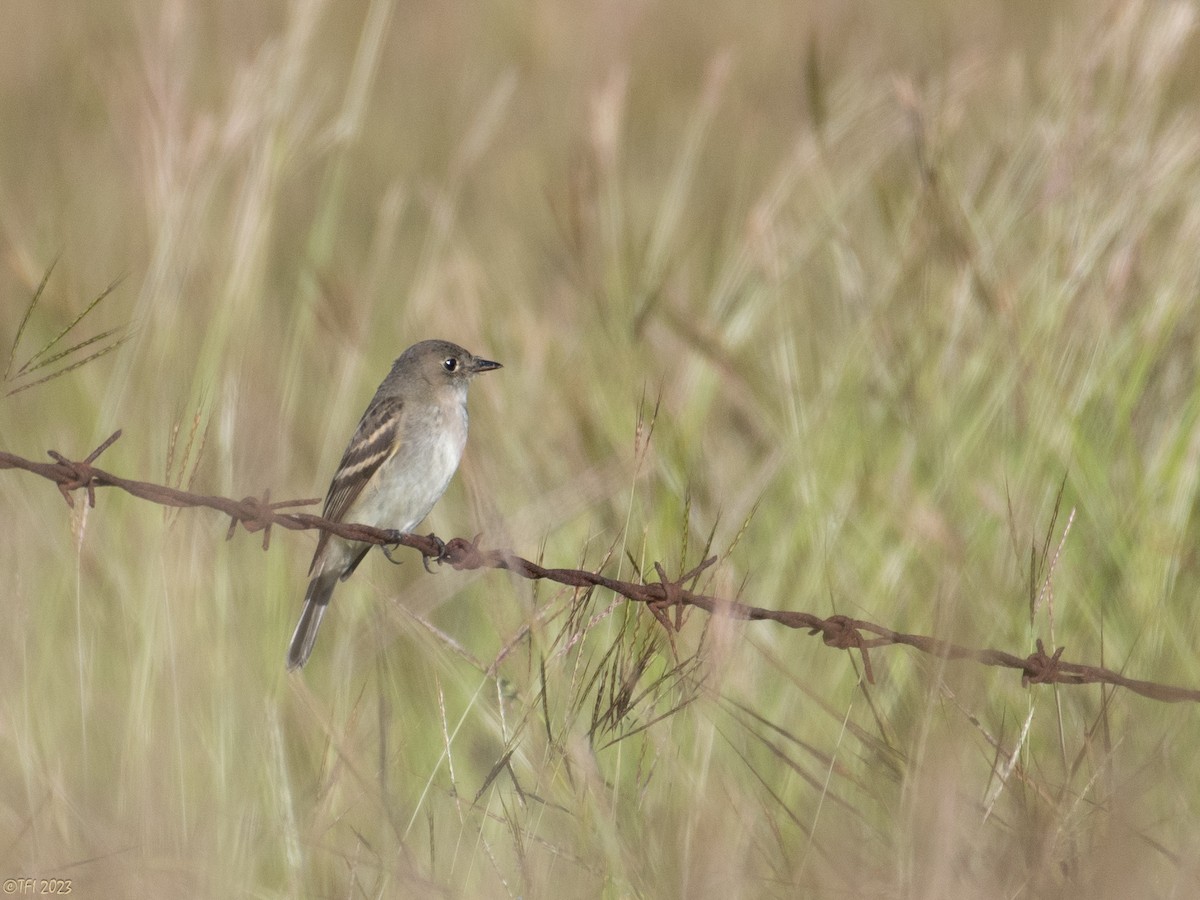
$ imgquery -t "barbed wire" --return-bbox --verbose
[3,430,1198,703]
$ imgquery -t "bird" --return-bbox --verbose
[286,339,501,669]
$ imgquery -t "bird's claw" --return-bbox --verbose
[422,533,447,574]
[381,530,405,565]
[378,530,445,572]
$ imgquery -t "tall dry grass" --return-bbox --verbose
[3,0,1200,896]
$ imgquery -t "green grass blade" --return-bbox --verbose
[4,253,59,381]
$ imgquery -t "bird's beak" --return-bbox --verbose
[472,357,502,374]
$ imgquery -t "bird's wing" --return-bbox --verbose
[309,393,405,574]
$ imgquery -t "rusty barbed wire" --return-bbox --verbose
[3,430,1198,704]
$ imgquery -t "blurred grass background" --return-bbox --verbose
[4,0,1200,896]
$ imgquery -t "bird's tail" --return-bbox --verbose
[286,573,337,670]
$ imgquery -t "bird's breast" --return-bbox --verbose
[346,399,469,534]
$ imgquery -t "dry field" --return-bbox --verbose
[3,1,1200,896]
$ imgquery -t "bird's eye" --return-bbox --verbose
[443,357,459,372]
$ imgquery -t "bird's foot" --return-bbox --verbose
[421,533,447,573]
[381,530,405,565]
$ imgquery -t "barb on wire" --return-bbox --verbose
[3,431,1199,705]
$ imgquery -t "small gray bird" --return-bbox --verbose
[286,339,501,669]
